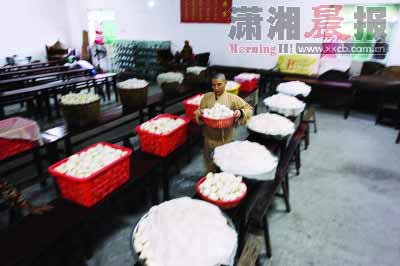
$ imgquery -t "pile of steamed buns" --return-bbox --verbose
[54,144,127,178]
[140,117,186,135]
[202,103,234,119]
[199,172,247,202]
[60,93,100,105]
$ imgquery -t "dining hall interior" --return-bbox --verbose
[0,1,399,266]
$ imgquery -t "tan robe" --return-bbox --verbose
[195,91,253,172]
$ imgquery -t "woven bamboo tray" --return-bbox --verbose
[118,85,149,110]
[61,99,100,128]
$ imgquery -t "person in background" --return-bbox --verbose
[195,73,253,172]
[180,40,195,65]
[0,180,53,215]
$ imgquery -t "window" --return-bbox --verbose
[88,9,117,45]
[331,4,399,62]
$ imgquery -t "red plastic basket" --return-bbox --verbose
[183,94,203,122]
[48,142,133,207]
[0,138,38,160]
[136,114,190,157]
[201,114,235,129]
[196,177,247,209]
[236,78,258,92]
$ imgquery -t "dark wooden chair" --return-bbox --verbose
[374,67,400,125]
[318,69,350,81]
[46,41,69,62]
[194,52,210,67]
[360,61,385,76]
[235,125,306,261]
[302,106,317,150]
[243,126,305,259]
[316,69,354,118]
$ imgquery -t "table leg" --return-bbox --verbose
[376,89,385,124]
[344,88,356,119]
[162,159,170,201]
[113,78,119,102]
[235,219,248,263]
[263,215,272,258]
[105,79,111,101]
[65,137,73,156]
[148,106,156,119]
[42,92,52,120]
[82,222,93,259]
[139,109,144,124]
[26,98,37,119]
[151,176,160,205]
[33,147,46,188]
[0,106,5,119]
[46,142,61,195]
[54,95,61,117]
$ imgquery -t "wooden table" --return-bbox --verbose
[0,68,91,91]
[0,61,59,73]
[282,76,353,118]
[0,65,69,80]
[0,122,204,266]
[0,73,117,119]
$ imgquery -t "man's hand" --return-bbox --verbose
[30,204,53,215]
[234,110,241,118]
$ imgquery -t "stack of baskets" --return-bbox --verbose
[234,73,260,92]
[136,114,190,157]
[183,94,203,122]
[0,117,40,160]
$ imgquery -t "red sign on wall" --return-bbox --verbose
[181,0,232,23]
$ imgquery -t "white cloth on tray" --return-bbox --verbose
[276,81,312,97]
[186,66,207,75]
[0,117,41,142]
[133,197,237,266]
[213,141,278,178]
[156,72,184,86]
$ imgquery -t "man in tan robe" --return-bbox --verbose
[195,73,253,172]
